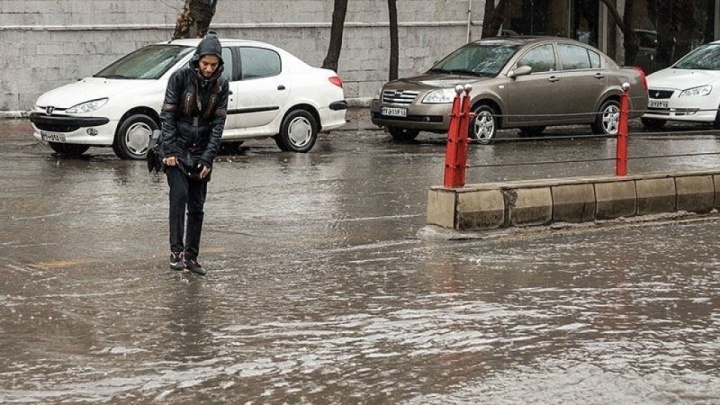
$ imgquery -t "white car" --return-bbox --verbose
[642,40,720,130]
[30,38,347,159]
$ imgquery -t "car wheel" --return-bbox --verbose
[113,114,158,160]
[48,142,90,157]
[471,105,498,144]
[388,127,419,142]
[518,126,546,137]
[591,100,620,135]
[641,117,667,130]
[274,109,318,153]
[714,105,720,130]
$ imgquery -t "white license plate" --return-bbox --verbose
[381,107,408,117]
[40,131,66,143]
[648,100,669,108]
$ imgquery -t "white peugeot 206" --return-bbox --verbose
[30,38,347,159]
[642,40,720,130]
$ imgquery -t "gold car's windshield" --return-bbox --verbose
[429,43,521,77]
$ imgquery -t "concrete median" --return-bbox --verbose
[427,170,720,231]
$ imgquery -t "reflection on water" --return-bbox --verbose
[1,133,719,403]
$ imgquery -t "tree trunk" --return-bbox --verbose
[481,0,508,38]
[388,0,399,80]
[322,0,348,71]
[173,0,218,40]
[599,0,638,66]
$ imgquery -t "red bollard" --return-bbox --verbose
[616,83,630,176]
[443,86,464,188]
[454,85,472,187]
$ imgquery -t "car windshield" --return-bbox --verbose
[429,43,521,77]
[673,44,720,70]
[94,45,194,79]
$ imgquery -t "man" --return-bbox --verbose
[160,33,229,276]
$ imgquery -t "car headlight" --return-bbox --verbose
[678,85,712,98]
[422,88,457,104]
[374,88,382,100]
[66,98,108,113]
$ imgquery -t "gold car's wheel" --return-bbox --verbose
[591,100,620,136]
[471,105,497,145]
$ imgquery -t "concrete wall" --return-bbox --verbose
[0,0,485,113]
[427,171,720,231]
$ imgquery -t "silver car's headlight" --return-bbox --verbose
[422,88,456,104]
[679,85,712,98]
[66,98,108,113]
[374,88,382,100]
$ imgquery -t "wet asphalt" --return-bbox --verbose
[1,113,720,404]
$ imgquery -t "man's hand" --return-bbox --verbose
[163,156,177,166]
[199,163,211,179]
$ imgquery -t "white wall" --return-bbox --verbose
[0,0,485,113]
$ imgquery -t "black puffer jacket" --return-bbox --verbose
[161,34,229,170]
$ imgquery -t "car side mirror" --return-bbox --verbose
[508,65,532,79]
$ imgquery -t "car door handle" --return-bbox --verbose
[278,85,286,90]
[228,90,233,95]
[594,73,606,79]
[548,76,559,82]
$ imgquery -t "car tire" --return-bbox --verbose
[591,99,620,136]
[113,114,158,160]
[641,117,667,130]
[714,105,720,130]
[471,105,498,144]
[273,109,318,153]
[518,126,546,137]
[48,142,90,157]
[388,127,419,142]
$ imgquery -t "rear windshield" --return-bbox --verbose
[94,45,194,80]
[673,44,720,70]
[429,43,521,77]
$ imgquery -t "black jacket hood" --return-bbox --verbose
[190,33,225,82]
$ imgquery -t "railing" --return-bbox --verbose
[443,85,720,188]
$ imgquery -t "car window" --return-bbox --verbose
[430,43,520,77]
[517,44,556,73]
[240,47,281,80]
[589,51,601,68]
[673,44,720,70]
[558,44,593,70]
[221,47,234,81]
[94,45,194,80]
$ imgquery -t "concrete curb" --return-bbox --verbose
[427,170,720,231]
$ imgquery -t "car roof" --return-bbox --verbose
[157,38,277,49]
[471,35,584,46]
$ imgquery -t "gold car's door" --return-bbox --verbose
[503,44,565,126]
[555,44,607,123]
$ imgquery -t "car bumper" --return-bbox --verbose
[319,102,347,132]
[369,99,450,132]
[29,112,117,145]
[642,95,719,123]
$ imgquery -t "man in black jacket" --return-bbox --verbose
[160,33,229,275]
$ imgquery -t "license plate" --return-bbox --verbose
[40,131,66,143]
[381,107,407,117]
[648,100,668,108]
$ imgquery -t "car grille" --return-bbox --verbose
[648,89,674,99]
[34,122,81,132]
[382,90,420,105]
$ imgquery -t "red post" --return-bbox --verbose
[454,86,472,187]
[443,86,463,188]
[616,84,629,176]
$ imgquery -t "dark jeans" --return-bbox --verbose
[166,166,208,260]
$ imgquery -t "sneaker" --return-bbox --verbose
[184,258,207,276]
[169,252,184,271]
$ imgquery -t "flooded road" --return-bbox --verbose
[1,119,720,404]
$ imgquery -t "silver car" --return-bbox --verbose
[370,36,648,143]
